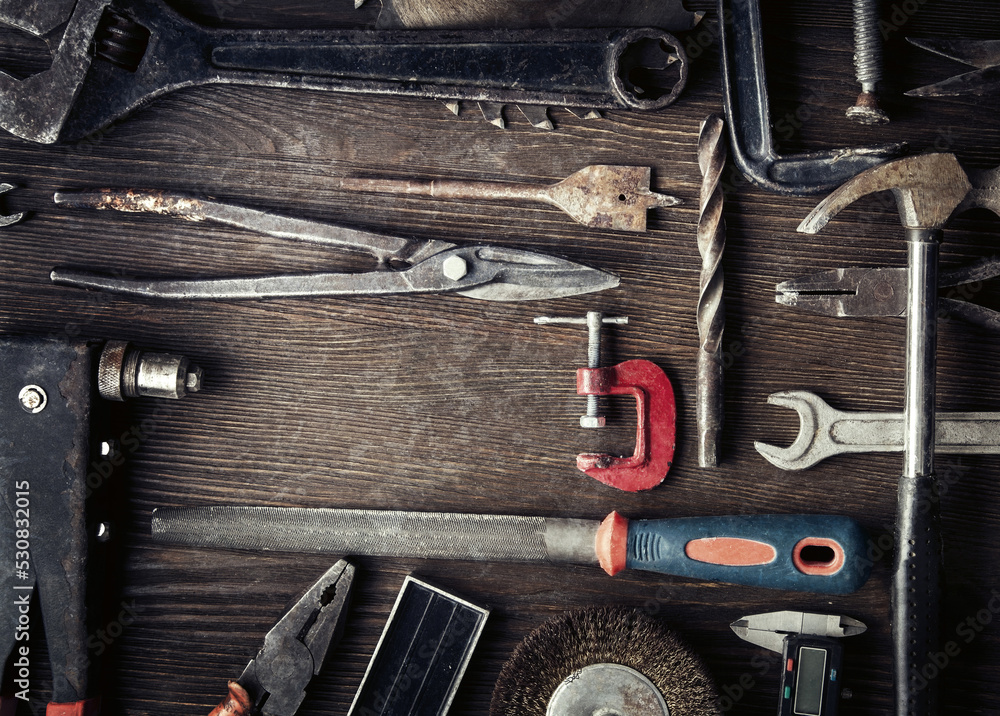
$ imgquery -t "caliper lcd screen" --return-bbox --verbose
[793,646,828,715]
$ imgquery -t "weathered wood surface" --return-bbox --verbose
[1,0,999,714]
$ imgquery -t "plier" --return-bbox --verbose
[209,560,355,716]
[775,255,1000,332]
[906,37,1000,97]
[49,190,618,302]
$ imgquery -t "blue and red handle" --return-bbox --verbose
[596,512,871,594]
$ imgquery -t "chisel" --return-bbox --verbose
[151,507,871,594]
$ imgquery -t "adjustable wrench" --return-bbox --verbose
[755,391,1000,471]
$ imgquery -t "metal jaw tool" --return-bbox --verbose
[210,560,355,716]
[718,0,905,195]
[0,1,686,143]
[49,189,618,303]
[534,312,676,492]
[797,153,974,716]
[906,38,1000,97]
[776,249,1000,332]
[0,337,202,716]
[731,611,866,716]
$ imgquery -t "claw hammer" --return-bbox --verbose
[798,154,973,716]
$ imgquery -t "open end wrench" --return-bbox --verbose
[755,391,1000,471]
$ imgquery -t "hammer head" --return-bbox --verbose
[798,153,972,234]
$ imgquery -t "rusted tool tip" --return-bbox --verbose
[846,91,889,125]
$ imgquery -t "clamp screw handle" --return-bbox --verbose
[534,311,628,428]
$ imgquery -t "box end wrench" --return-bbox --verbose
[755,390,1000,471]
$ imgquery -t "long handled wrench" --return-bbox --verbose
[798,154,972,716]
[755,391,1000,471]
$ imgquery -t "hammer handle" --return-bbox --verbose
[892,473,942,716]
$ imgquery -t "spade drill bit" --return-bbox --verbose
[696,114,727,467]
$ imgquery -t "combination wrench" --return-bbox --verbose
[755,391,1000,471]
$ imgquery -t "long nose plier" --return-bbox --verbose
[775,255,1000,332]
[209,560,355,716]
[50,190,619,302]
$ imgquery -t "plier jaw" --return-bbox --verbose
[218,560,355,716]
[775,267,907,317]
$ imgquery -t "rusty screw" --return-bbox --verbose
[846,0,889,125]
[534,311,629,428]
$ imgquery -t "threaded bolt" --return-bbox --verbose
[584,312,603,424]
[847,0,889,125]
[534,311,628,429]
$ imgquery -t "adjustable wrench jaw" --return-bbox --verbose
[0,0,110,144]
[0,1,79,36]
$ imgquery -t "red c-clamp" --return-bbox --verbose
[535,312,677,492]
[577,358,676,491]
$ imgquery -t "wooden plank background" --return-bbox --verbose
[2,0,999,713]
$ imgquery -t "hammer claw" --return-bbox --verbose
[797,154,971,234]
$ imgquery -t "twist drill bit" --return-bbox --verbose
[697,114,728,467]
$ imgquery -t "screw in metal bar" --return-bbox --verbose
[534,311,628,428]
[18,385,47,413]
[846,0,889,125]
